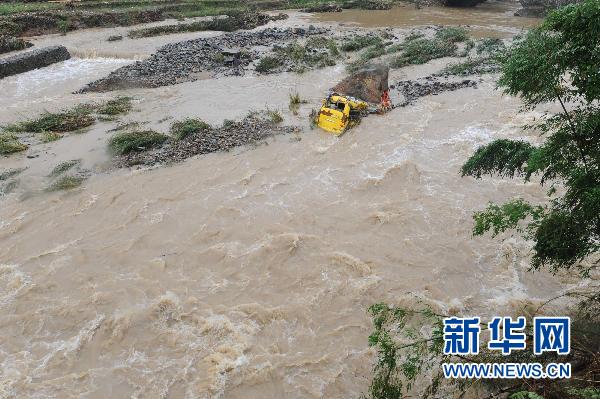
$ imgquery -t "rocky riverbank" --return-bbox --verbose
[394,77,477,107]
[115,112,299,167]
[79,26,328,92]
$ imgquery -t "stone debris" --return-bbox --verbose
[79,27,327,92]
[394,77,477,106]
[116,113,299,167]
[0,45,70,79]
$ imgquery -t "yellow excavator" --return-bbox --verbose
[316,94,370,135]
[316,64,391,136]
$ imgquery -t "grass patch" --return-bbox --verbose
[438,56,499,76]
[49,159,81,177]
[170,118,211,140]
[108,130,168,155]
[267,109,284,124]
[41,131,62,142]
[4,105,95,133]
[96,96,133,116]
[341,35,383,52]
[0,133,27,155]
[261,39,339,74]
[435,26,469,43]
[476,37,505,55]
[390,37,457,68]
[46,175,86,192]
[255,55,281,73]
[306,36,340,56]
[440,57,485,75]
[289,91,308,115]
[127,12,284,38]
[347,43,386,72]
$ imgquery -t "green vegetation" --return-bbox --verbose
[46,175,86,191]
[49,160,81,177]
[170,118,211,140]
[255,55,281,73]
[96,96,133,116]
[347,43,385,72]
[390,37,457,68]
[366,293,599,399]
[434,26,468,43]
[108,130,168,155]
[475,37,505,55]
[463,0,600,274]
[288,91,308,115]
[388,27,472,69]
[365,2,600,398]
[267,109,283,124]
[439,56,497,75]
[2,98,134,140]
[0,35,31,54]
[0,133,27,154]
[4,105,95,134]
[257,38,339,74]
[341,35,383,52]
[128,12,285,38]
[41,132,62,142]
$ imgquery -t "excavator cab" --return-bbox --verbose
[316,94,368,135]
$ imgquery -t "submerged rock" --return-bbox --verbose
[0,45,70,79]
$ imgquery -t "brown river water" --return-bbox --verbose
[0,4,579,399]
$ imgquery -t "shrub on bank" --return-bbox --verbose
[170,118,211,140]
[108,130,168,155]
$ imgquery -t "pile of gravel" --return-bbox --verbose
[116,114,299,167]
[394,77,477,107]
[80,26,327,92]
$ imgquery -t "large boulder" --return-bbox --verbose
[0,45,70,79]
[332,64,389,104]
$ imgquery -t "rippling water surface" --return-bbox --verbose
[0,6,569,399]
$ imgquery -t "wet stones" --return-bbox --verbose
[0,45,70,79]
[394,77,477,106]
[79,27,328,92]
[116,114,299,167]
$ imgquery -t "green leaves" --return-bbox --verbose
[366,303,445,399]
[461,139,535,179]
[472,199,544,238]
[498,0,600,106]
[463,0,600,276]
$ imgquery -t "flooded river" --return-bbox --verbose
[0,4,571,399]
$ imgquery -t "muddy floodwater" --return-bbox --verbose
[0,4,573,399]
[312,0,540,37]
